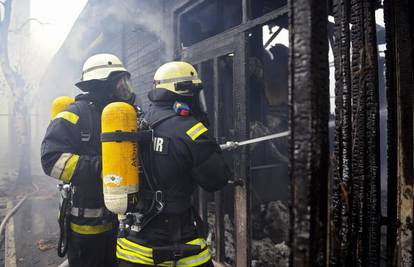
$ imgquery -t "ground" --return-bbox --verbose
[4,174,64,266]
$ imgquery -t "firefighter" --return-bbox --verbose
[116,61,230,267]
[41,53,136,267]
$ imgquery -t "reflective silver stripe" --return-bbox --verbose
[154,75,199,85]
[186,122,207,141]
[71,207,106,218]
[177,249,211,266]
[117,237,211,266]
[116,250,154,265]
[118,238,152,257]
[50,153,72,179]
[83,64,124,75]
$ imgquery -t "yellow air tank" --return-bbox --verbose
[101,102,139,216]
[51,96,75,119]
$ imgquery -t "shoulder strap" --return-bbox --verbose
[149,113,176,129]
[73,100,94,143]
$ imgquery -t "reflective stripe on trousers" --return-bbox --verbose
[117,237,212,267]
[71,207,107,218]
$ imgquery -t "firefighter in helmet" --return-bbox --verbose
[116,61,230,267]
[41,53,136,266]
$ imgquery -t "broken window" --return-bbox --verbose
[247,15,290,267]
[251,0,287,19]
[179,0,242,47]
[194,55,236,265]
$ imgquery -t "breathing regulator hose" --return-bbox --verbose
[57,184,72,258]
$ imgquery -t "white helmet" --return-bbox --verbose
[76,53,129,92]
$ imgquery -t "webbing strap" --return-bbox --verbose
[138,190,191,213]
[116,238,211,267]
[101,130,153,143]
[71,207,107,218]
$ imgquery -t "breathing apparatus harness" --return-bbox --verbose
[56,100,97,258]
[102,103,205,265]
[114,110,179,237]
[57,183,72,257]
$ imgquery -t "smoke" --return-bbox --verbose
[60,0,171,64]
[110,0,172,53]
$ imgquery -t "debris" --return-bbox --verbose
[36,239,55,251]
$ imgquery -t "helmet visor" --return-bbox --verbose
[114,76,133,101]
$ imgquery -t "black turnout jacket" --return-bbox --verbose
[128,89,230,246]
[41,93,116,235]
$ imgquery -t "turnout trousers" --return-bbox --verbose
[67,230,117,267]
[117,259,215,267]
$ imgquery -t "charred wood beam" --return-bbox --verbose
[330,0,352,265]
[383,1,397,264]
[213,57,225,263]
[233,32,250,267]
[349,0,381,266]
[362,0,381,266]
[288,0,330,266]
[349,1,366,265]
[264,26,282,49]
[384,0,414,266]
[180,6,288,60]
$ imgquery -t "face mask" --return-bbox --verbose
[113,76,133,101]
[191,86,209,126]
[197,89,208,114]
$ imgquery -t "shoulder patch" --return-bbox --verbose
[54,111,79,125]
[186,122,208,141]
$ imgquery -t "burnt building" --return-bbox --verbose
[40,0,414,266]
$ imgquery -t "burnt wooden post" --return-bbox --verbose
[384,0,414,265]
[348,0,381,266]
[233,33,250,267]
[331,0,352,265]
[213,57,225,262]
[232,1,250,266]
[288,0,330,266]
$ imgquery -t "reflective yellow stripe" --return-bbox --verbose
[50,153,72,179]
[54,111,79,124]
[60,155,79,183]
[118,238,152,256]
[186,122,208,141]
[116,237,211,266]
[117,249,154,265]
[70,222,112,235]
[176,248,211,267]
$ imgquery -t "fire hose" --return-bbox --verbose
[219,131,289,151]
[0,183,39,241]
[219,121,335,150]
